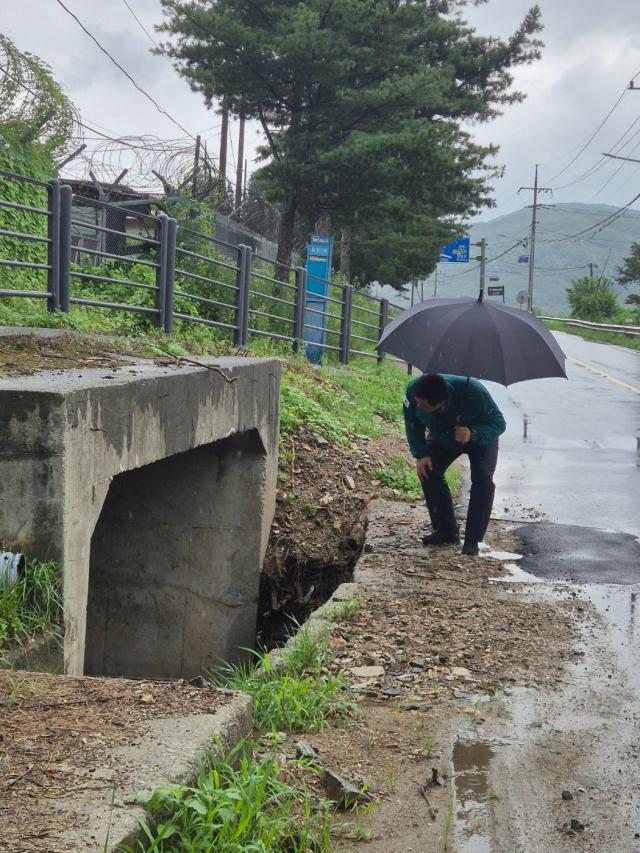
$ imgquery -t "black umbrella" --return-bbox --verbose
[377,296,566,385]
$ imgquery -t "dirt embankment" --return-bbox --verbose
[258,428,408,643]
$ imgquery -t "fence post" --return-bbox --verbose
[234,244,251,348]
[58,183,72,313]
[293,266,307,353]
[164,217,177,336]
[340,283,353,365]
[377,298,389,365]
[155,214,169,331]
[47,179,60,312]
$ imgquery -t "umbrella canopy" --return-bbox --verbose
[377,297,566,385]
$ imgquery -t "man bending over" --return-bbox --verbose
[403,373,506,556]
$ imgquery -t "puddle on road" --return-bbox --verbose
[452,737,497,852]
[580,584,640,692]
[490,563,640,691]
[490,562,542,583]
[484,550,523,562]
[452,564,640,850]
[476,543,523,562]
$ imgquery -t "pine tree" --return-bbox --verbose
[158,0,542,284]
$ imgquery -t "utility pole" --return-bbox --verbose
[433,267,438,297]
[219,103,229,195]
[191,134,201,199]
[235,114,245,209]
[472,238,487,300]
[519,165,552,312]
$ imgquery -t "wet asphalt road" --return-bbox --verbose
[453,333,640,852]
[485,331,640,542]
[515,522,640,584]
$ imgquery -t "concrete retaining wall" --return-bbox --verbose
[0,355,280,677]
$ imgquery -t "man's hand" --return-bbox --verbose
[454,426,472,444]
[416,456,433,482]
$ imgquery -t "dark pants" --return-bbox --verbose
[420,440,499,544]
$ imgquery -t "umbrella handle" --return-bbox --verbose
[455,376,470,442]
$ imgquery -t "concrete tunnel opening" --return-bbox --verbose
[84,430,268,681]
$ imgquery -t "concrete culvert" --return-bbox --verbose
[85,432,269,680]
[0,354,280,676]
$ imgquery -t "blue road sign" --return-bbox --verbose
[439,238,470,263]
[489,276,500,281]
[518,255,530,264]
[304,234,333,363]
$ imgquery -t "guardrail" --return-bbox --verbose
[0,169,404,364]
[540,316,640,338]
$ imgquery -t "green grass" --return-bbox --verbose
[0,559,62,650]
[372,454,462,501]
[125,741,333,853]
[442,800,454,851]
[210,627,354,734]
[279,358,407,446]
[320,597,364,622]
[127,627,346,849]
[543,320,640,351]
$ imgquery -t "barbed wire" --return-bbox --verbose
[74,134,222,198]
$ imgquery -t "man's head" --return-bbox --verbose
[412,373,448,413]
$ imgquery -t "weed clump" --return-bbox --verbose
[127,741,333,852]
[0,559,62,650]
[210,626,354,733]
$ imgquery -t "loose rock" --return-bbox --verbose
[350,665,385,679]
[295,740,318,760]
[322,769,373,809]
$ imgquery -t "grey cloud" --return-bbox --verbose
[3,0,640,216]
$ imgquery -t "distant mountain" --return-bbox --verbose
[369,203,640,313]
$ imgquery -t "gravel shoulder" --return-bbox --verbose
[293,500,596,851]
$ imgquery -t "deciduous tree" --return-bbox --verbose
[616,242,640,307]
[566,275,621,322]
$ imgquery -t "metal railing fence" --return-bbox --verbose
[0,170,403,364]
[539,316,640,338]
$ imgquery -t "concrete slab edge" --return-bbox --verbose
[106,691,253,852]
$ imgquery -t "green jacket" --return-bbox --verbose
[403,374,506,458]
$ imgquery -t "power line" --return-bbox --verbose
[0,56,213,161]
[590,139,640,200]
[53,0,196,140]
[541,190,640,243]
[545,74,639,184]
[119,0,163,50]
[441,236,528,279]
[549,91,640,194]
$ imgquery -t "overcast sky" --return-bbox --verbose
[3,0,640,222]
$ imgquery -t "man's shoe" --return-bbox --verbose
[422,529,460,546]
[461,541,479,556]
